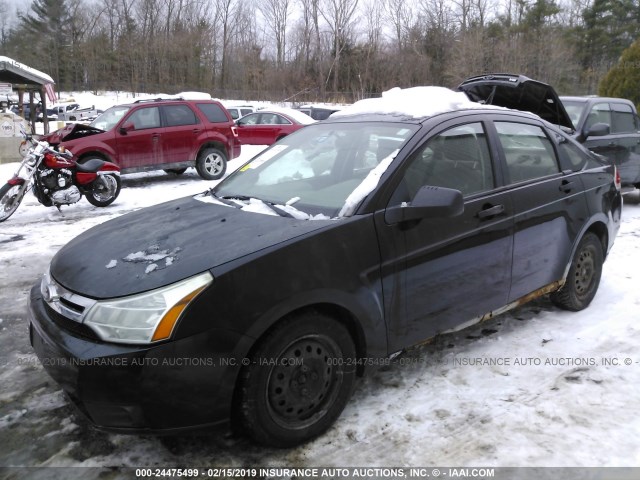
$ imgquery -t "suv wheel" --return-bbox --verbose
[196,148,227,180]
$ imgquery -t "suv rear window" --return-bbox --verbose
[196,103,229,123]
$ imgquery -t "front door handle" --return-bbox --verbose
[477,204,504,219]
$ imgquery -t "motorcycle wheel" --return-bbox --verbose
[85,174,121,207]
[0,182,29,222]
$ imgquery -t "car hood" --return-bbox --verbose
[42,123,105,145]
[457,73,575,130]
[50,195,333,299]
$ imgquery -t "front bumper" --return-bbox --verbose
[28,284,246,433]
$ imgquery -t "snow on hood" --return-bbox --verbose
[332,86,505,119]
[50,196,332,299]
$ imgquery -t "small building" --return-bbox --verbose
[0,56,57,163]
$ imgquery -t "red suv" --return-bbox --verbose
[42,98,241,180]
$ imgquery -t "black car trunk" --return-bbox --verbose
[458,73,575,130]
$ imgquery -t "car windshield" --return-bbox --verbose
[90,105,131,131]
[560,100,587,127]
[213,122,419,218]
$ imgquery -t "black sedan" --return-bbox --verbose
[28,87,622,447]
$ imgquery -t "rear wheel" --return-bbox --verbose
[238,312,356,447]
[551,232,603,311]
[195,147,227,180]
[0,182,29,222]
[85,174,121,207]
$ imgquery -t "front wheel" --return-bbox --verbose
[551,232,604,311]
[237,312,356,447]
[0,182,29,222]
[85,174,121,207]
[195,148,227,180]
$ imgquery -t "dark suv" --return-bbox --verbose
[458,74,640,188]
[560,96,640,188]
[42,98,241,180]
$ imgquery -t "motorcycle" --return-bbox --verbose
[0,133,121,222]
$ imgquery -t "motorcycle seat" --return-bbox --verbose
[76,158,105,173]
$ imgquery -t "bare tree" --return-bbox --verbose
[320,0,359,92]
[259,0,292,68]
[385,0,412,50]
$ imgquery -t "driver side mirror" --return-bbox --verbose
[385,186,464,224]
[577,122,610,142]
[119,122,135,135]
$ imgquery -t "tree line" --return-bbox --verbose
[1,0,639,105]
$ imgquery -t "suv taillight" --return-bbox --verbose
[614,166,621,191]
[231,126,238,137]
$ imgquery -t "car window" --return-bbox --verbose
[259,113,290,125]
[611,103,636,133]
[91,105,130,131]
[196,103,229,123]
[239,113,259,125]
[495,122,560,183]
[240,108,253,117]
[127,107,161,130]
[585,103,612,130]
[557,137,589,171]
[390,122,494,204]
[163,105,198,127]
[560,100,587,127]
[217,122,417,216]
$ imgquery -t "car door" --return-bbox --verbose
[375,120,514,353]
[160,104,201,164]
[236,112,261,145]
[610,102,640,185]
[115,106,163,169]
[490,119,590,302]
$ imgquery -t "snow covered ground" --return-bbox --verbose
[0,92,639,475]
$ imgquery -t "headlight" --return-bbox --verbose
[83,272,213,344]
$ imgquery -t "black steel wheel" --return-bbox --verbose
[85,173,121,207]
[238,312,356,447]
[0,182,29,222]
[195,147,227,180]
[551,232,603,311]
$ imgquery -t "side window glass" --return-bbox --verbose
[558,138,588,171]
[390,122,494,204]
[197,103,229,123]
[127,107,160,130]
[495,122,560,183]
[585,103,612,130]
[239,114,259,125]
[163,105,198,127]
[611,103,636,133]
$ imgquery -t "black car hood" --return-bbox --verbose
[50,195,333,299]
[42,123,105,145]
[458,73,575,130]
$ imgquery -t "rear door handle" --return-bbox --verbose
[559,179,574,193]
[192,129,202,134]
[477,204,504,219]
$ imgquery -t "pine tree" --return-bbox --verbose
[599,39,640,110]
[18,0,72,90]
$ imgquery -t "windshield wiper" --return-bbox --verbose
[211,192,294,218]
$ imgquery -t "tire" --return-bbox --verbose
[238,311,357,447]
[551,232,603,311]
[164,168,187,175]
[85,174,121,207]
[0,182,29,222]
[195,147,227,180]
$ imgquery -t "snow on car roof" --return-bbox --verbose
[261,106,317,125]
[332,86,504,119]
